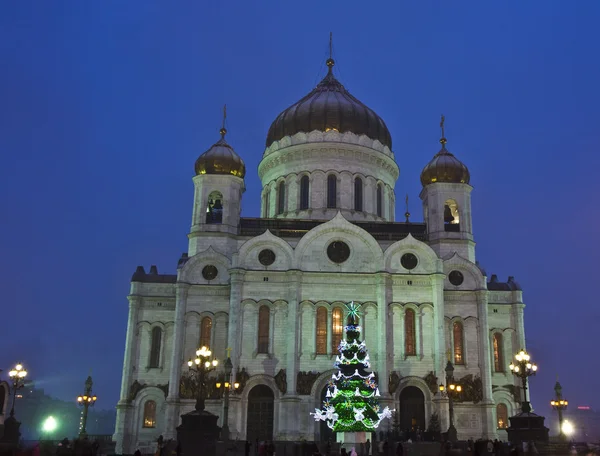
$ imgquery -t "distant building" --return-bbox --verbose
[559,406,600,443]
[113,53,528,453]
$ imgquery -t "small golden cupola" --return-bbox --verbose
[420,115,470,186]
[194,106,246,178]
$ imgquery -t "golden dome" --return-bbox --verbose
[265,58,392,149]
[420,117,470,186]
[195,127,246,178]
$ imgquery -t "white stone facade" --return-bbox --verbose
[113,130,525,453]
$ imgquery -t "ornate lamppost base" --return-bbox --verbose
[446,425,458,443]
[0,416,21,446]
[176,408,221,456]
[506,411,549,444]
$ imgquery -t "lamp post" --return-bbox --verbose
[439,360,462,442]
[550,380,568,440]
[214,357,240,441]
[188,346,219,411]
[76,376,97,438]
[8,363,28,418]
[509,349,538,413]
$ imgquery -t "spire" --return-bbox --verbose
[326,32,335,73]
[220,104,227,138]
[404,194,411,223]
[440,114,447,148]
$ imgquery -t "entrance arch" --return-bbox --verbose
[246,385,274,442]
[399,386,425,432]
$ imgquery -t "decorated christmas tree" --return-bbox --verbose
[311,301,392,434]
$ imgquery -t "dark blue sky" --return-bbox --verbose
[2,1,599,421]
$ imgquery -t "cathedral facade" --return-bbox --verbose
[113,56,526,453]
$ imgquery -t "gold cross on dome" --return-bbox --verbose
[440,114,445,138]
[225,347,232,358]
[446,349,452,362]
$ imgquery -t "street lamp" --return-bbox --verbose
[76,376,97,438]
[509,349,538,413]
[550,380,568,439]
[8,363,28,418]
[187,346,219,411]
[439,360,462,442]
[214,357,240,441]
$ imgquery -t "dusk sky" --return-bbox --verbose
[2,1,599,421]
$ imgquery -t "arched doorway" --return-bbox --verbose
[319,386,335,442]
[246,385,274,442]
[399,386,425,432]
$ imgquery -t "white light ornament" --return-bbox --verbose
[378,406,393,421]
[353,407,366,422]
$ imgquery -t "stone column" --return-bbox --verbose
[477,290,497,439]
[326,309,332,356]
[114,294,140,453]
[377,273,393,431]
[280,270,302,439]
[513,301,526,351]
[119,295,141,402]
[432,274,446,382]
[377,274,389,394]
[416,309,424,360]
[286,270,301,393]
[228,270,245,381]
[164,283,190,438]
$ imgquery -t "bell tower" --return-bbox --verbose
[188,106,246,255]
[419,116,475,261]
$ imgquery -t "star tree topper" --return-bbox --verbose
[346,301,362,323]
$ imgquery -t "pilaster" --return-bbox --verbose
[119,295,141,402]
[513,303,526,350]
[432,274,446,381]
[377,274,389,395]
[228,269,245,381]
[477,290,497,439]
[286,270,301,397]
[164,282,190,438]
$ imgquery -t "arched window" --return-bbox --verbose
[316,307,327,355]
[149,327,161,368]
[444,199,460,231]
[142,400,156,428]
[354,177,363,211]
[257,305,270,354]
[493,333,504,372]
[206,190,224,224]
[300,175,310,210]
[200,317,212,349]
[331,308,343,353]
[264,190,270,217]
[327,175,337,209]
[277,181,285,215]
[376,184,383,217]
[404,309,416,356]
[496,403,508,429]
[453,322,464,365]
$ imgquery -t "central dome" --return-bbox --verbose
[266,59,392,149]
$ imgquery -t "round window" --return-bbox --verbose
[327,241,351,264]
[400,253,418,270]
[258,249,276,266]
[202,265,218,280]
[449,270,464,286]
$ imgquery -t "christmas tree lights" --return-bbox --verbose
[311,301,393,432]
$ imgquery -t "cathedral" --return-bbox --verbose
[113,53,527,453]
